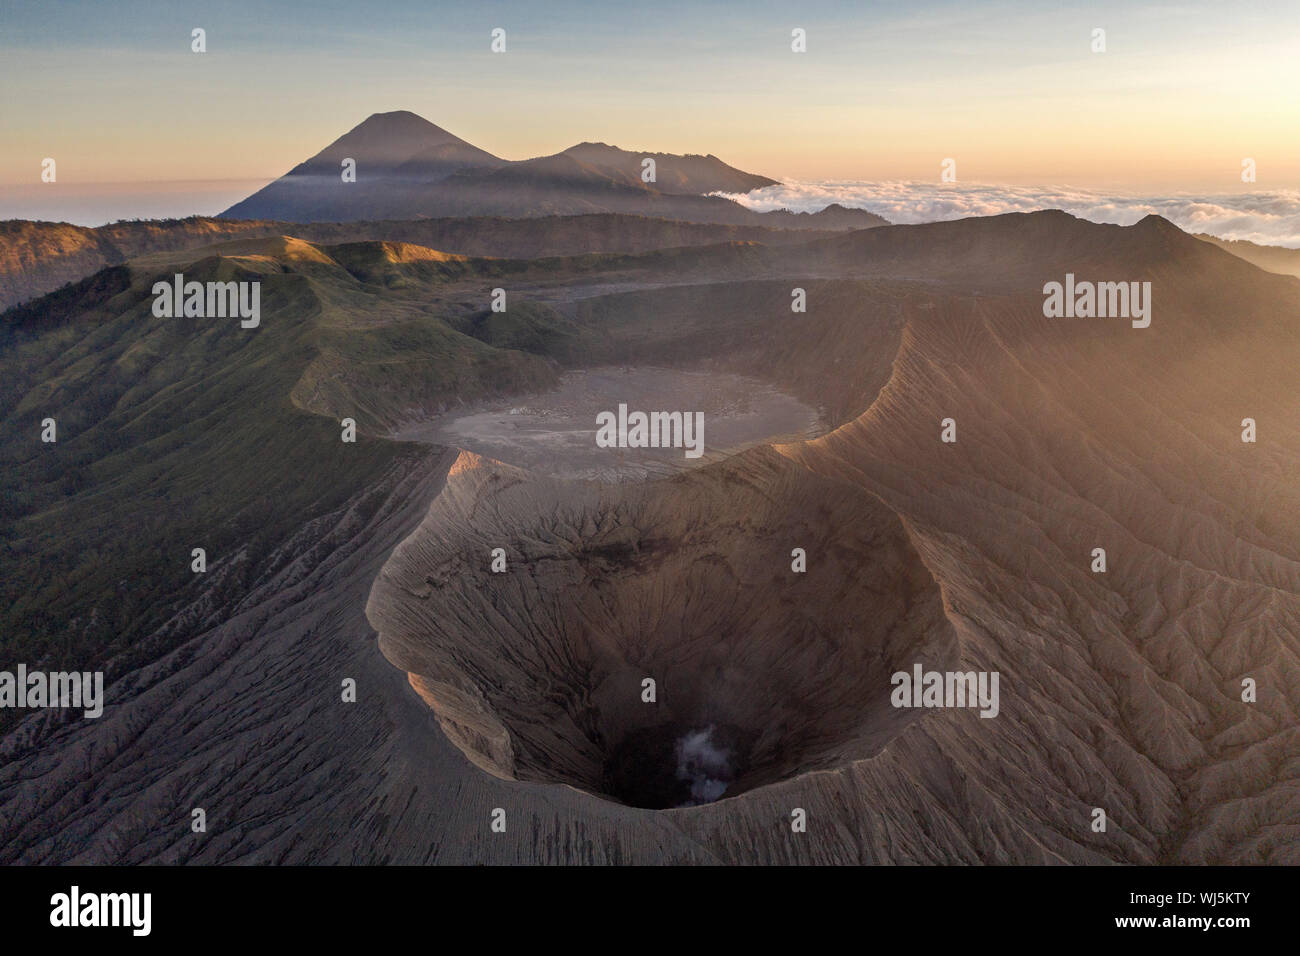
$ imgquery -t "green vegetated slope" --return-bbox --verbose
[0,236,599,720]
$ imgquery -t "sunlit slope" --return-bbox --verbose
[777,235,1300,862]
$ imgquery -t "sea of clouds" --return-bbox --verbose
[714,182,1300,248]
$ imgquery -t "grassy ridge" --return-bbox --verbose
[0,240,580,727]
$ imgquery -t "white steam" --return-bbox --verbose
[674,726,733,807]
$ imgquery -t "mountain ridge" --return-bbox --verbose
[0,211,880,313]
[219,110,850,225]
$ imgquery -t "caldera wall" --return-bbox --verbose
[366,445,957,808]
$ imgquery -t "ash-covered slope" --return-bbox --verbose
[365,213,1300,859]
[2,212,1297,863]
[776,279,1300,862]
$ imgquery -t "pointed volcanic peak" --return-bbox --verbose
[559,142,778,195]
[290,110,499,176]
[797,202,890,229]
[221,111,504,221]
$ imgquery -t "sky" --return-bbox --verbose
[2,0,1298,223]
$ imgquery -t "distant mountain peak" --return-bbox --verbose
[222,110,781,222]
[1134,213,1181,233]
[357,109,434,125]
[365,109,428,121]
[321,111,476,156]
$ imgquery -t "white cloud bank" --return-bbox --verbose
[714,181,1300,249]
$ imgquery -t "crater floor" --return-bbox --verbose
[389,366,824,481]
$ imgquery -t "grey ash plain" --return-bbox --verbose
[391,366,824,481]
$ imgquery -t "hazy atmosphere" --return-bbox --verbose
[1,0,1296,931]
[4,0,1299,224]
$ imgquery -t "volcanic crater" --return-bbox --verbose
[360,278,961,809]
[367,421,957,808]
